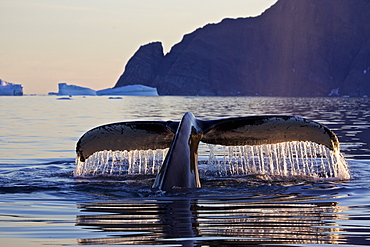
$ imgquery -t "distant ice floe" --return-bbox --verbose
[55,83,158,96]
[56,97,73,100]
[57,83,97,96]
[0,79,23,96]
[96,84,158,96]
[108,97,123,99]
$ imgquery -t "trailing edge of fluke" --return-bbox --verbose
[76,112,340,190]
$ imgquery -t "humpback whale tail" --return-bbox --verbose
[76,112,342,190]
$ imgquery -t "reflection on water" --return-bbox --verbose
[76,198,358,246]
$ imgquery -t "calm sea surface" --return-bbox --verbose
[0,96,369,246]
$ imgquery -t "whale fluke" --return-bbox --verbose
[200,115,339,151]
[76,121,179,162]
[76,112,340,190]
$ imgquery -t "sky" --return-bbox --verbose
[0,0,277,94]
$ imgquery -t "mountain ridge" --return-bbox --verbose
[115,0,370,96]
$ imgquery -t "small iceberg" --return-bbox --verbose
[108,96,123,99]
[57,96,73,100]
[97,84,158,96]
[0,79,23,96]
[57,83,97,96]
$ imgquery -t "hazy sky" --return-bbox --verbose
[1,0,277,94]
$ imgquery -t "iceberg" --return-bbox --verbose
[0,79,23,96]
[57,83,97,96]
[56,83,158,96]
[97,84,158,96]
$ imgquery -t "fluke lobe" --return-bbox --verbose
[76,112,339,190]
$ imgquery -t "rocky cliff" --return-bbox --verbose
[115,0,370,96]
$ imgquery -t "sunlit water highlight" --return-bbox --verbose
[75,141,350,181]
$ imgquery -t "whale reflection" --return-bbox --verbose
[76,198,352,246]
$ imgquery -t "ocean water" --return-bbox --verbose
[0,96,369,246]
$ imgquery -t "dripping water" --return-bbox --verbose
[202,141,350,181]
[74,141,350,181]
[74,149,169,177]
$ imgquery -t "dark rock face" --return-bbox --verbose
[115,42,164,86]
[115,0,370,96]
